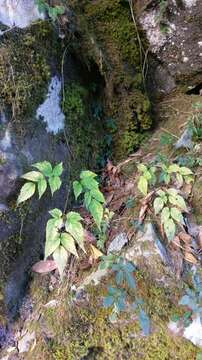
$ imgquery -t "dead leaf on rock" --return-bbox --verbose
[90,244,103,260]
[32,260,57,274]
[184,252,198,264]
[197,226,202,249]
[178,231,192,244]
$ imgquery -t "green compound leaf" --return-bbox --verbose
[73,180,83,200]
[153,197,164,215]
[168,164,180,173]
[21,171,43,182]
[32,161,53,177]
[60,232,78,257]
[81,176,99,190]
[38,178,47,199]
[138,176,148,196]
[53,245,68,278]
[52,162,63,176]
[164,218,176,241]
[89,198,103,229]
[48,176,62,196]
[45,218,62,258]
[17,182,36,204]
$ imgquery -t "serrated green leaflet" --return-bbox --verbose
[161,207,170,224]
[84,191,92,209]
[38,178,47,199]
[81,177,99,190]
[80,170,97,179]
[89,198,103,229]
[91,188,105,203]
[153,197,164,215]
[138,176,148,196]
[48,176,62,195]
[164,218,176,241]
[73,180,82,200]
[66,211,83,223]
[33,161,52,177]
[21,171,43,182]
[53,245,68,278]
[65,220,85,253]
[169,194,187,211]
[17,182,36,204]
[60,233,78,257]
[49,208,62,219]
[170,207,183,223]
[137,164,147,172]
[52,162,63,176]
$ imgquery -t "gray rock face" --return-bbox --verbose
[140,0,202,97]
[0,0,44,28]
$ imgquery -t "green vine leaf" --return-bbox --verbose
[84,191,92,209]
[91,188,105,203]
[65,218,85,253]
[169,194,187,211]
[17,182,36,204]
[161,207,170,224]
[49,208,63,219]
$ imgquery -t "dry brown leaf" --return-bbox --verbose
[142,191,155,206]
[197,226,202,249]
[138,204,148,223]
[171,236,181,250]
[178,231,192,243]
[90,244,103,260]
[32,260,57,274]
[184,252,198,264]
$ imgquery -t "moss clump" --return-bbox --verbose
[68,0,152,160]
[27,271,197,360]
[62,81,103,181]
[0,21,61,130]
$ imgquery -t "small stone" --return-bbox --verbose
[18,331,36,353]
[107,233,128,254]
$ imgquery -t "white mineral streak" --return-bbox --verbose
[36,76,65,135]
[0,0,44,28]
[183,0,197,8]
[168,315,202,348]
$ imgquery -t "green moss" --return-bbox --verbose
[62,81,103,181]
[68,0,152,160]
[28,271,197,360]
[0,21,61,132]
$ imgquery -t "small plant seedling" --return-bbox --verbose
[35,0,65,21]
[17,161,63,204]
[45,209,85,277]
[73,170,105,229]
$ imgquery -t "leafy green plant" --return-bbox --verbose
[137,164,156,196]
[159,132,175,146]
[17,161,63,204]
[35,0,65,21]
[137,162,193,196]
[159,164,193,186]
[153,188,186,241]
[73,170,105,229]
[45,209,85,277]
[187,102,202,141]
[100,255,150,335]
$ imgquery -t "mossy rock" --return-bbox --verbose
[67,0,152,160]
[25,271,197,360]
[0,21,62,133]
